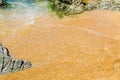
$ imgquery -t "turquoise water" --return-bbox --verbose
[0,1,49,18]
[0,1,49,25]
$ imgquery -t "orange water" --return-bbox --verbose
[0,8,120,80]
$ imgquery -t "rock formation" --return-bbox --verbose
[95,0,120,11]
[50,0,91,15]
[50,0,120,15]
[0,43,32,75]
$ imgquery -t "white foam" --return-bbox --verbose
[0,1,49,25]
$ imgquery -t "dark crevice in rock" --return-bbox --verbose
[0,42,32,75]
[11,59,15,71]
[20,60,24,69]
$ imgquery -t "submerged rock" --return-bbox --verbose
[0,42,32,75]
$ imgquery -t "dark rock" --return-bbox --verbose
[59,0,72,4]
[0,43,32,75]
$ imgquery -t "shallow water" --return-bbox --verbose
[1,1,120,80]
[0,1,49,25]
[0,1,49,40]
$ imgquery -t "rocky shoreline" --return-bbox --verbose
[1,0,120,14]
[0,43,31,75]
[50,0,120,15]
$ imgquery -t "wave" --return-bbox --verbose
[0,1,49,25]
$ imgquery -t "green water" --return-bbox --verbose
[0,1,50,25]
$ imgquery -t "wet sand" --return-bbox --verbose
[1,10,120,80]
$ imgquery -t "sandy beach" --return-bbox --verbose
[0,10,120,80]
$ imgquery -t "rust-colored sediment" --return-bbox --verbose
[1,10,120,80]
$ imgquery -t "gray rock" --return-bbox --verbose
[95,0,120,11]
[12,60,23,72]
[0,45,3,73]
[3,47,10,57]
[2,61,12,74]
[22,61,31,69]
[3,57,12,68]
[0,43,32,75]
